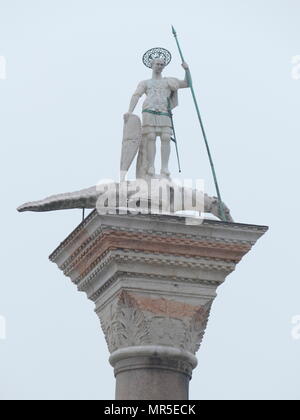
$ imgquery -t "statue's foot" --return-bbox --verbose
[160,168,170,178]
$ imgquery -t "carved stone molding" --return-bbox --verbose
[50,212,267,358]
[97,290,212,355]
[50,212,268,399]
[109,345,198,378]
[100,291,151,352]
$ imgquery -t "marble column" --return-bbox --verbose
[49,212,268,400]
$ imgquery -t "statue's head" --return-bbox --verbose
[143,47,172,71]
[151,58,166,74]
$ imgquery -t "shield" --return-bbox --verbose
[120,114,142,179]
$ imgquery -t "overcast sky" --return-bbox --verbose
[1,0,300,400]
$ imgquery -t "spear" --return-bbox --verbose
[171,25,227,222]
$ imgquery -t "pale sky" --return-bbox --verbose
[1,0,300,400]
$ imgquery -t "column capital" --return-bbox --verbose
[50,212,268,399]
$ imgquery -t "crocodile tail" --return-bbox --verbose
[17,186,98,213]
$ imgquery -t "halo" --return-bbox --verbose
[142,47,172,68]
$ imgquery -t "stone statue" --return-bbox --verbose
[122,48,189,180]
[17,47,233,222]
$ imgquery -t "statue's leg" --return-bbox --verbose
[147,133,156,176]
[136,135,148,180]
[160,133,171,177]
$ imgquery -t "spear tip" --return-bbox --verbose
[171,25,177,36]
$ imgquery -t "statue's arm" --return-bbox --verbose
[128,93,140,113]
[179,62,190,88]
[124,94,139,123]
[124,81,146,122]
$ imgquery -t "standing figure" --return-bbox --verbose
[123,48,189,179]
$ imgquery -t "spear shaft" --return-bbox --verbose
[172,25,227,222]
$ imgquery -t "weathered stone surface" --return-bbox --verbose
[110,346,197,400]
[17,180,233,222]
[50,212,268,399]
